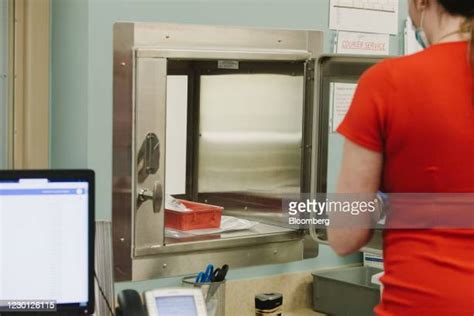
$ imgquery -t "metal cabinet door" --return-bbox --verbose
[133,57,167,256]
[313,55,384,252]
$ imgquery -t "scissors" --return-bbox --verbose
[195,264,214,283]
[206,264,229,302]
[211,264,229,282]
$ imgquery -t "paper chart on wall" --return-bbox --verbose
[329,0,399,35]
[330,83,358,133]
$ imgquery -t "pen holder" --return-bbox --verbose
[182,275,226,316]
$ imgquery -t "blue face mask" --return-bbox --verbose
[415,28,430,49]
[412,12,430,49]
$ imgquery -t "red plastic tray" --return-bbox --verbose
[165,200,223,231]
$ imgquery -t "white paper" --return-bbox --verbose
[404,18,423,55]
[329,0,399,35]
[165,195,191,212]
[330,83,358,133]
[335,31,390,55]
[165,216,259,238]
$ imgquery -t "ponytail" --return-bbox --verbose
[471,18,474,103]
[467,18,474,104]
[468,17,474,77]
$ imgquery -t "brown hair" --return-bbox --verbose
[460,19,474,72]
[471,19,474,86]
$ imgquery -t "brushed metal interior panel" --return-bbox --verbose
[198,74,304,195]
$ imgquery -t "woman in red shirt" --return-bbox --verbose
[328,0,474,315]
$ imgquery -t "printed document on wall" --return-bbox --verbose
[330,83,358,133]
[330,0,399,35]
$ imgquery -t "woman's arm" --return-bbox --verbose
[328,138,383,256]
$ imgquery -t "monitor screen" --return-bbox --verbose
[155,296,197,316]
[0,170,94,314]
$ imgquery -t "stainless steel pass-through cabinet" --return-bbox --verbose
[112,22,324,281]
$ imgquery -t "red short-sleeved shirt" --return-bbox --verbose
[338,41,474,315]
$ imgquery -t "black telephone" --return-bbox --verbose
[116,289,147,316]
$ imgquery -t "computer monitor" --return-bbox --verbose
[0,170,95,314]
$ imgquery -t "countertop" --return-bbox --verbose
[225,265,362,316]
[285,308,326,316]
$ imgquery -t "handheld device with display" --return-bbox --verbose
[145,288,207,316]
[117,288,207,316]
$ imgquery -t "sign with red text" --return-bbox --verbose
[335,31,390,56]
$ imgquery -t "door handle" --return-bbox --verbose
[137,180,163,213]
[144,132,160,174]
